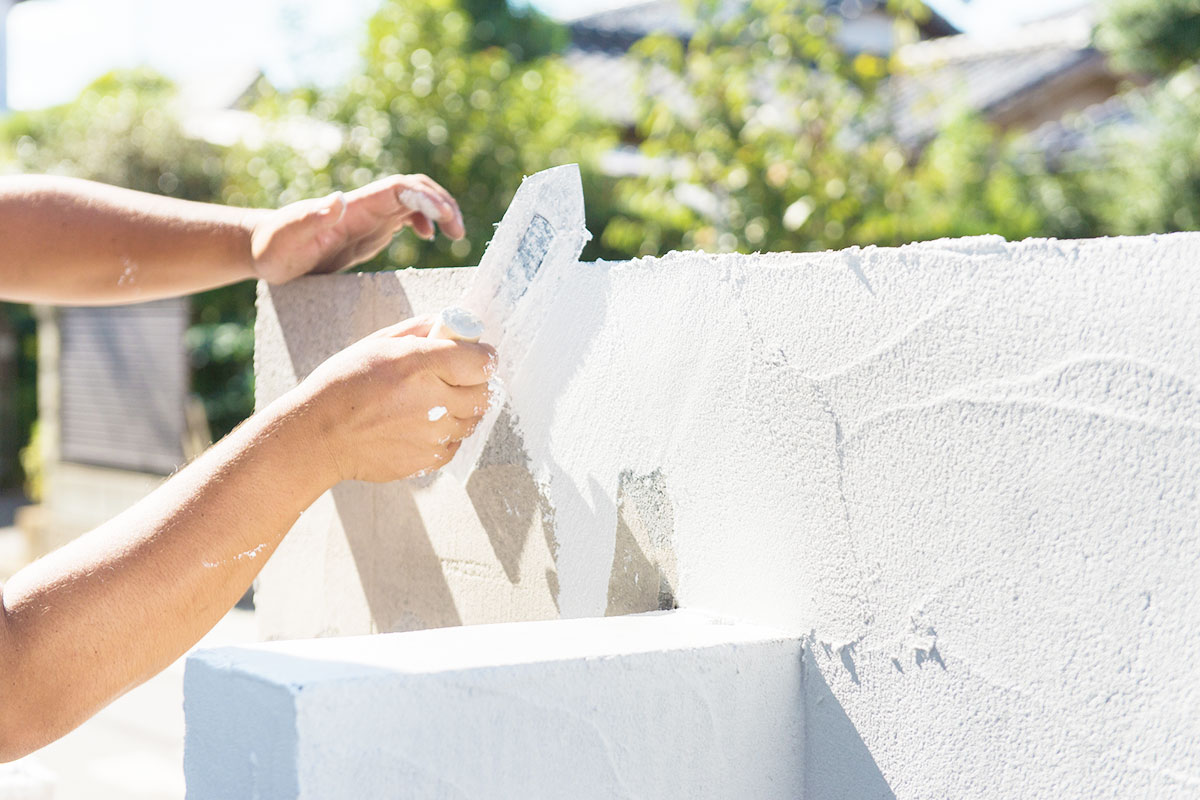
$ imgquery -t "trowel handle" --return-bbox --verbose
[428,306,484,343]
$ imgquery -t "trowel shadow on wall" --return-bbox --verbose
[464,263,624,613]
[465,407,553,587]
[270,278,462,632]
[804,646,895,799]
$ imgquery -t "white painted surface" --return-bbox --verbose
[0,756,55,800]
[185,610,804,799]
[0,0,11,112]
[252,233,1200,797]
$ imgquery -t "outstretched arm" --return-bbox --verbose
[0,317,493,760]
[0,173,464,305]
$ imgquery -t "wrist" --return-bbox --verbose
[250,387,345,499]
[237,207,272,281]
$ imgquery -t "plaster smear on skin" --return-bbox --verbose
[399,189,442,222]
[202,543,267,568]
[117,257,138,287]
[428,406,448,422]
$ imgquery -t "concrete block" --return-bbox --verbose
[184,610,804,799]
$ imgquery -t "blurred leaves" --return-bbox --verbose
[1095,0,1200,78]
[226,0,613,271]
[3,0,1200,469]
[602,0,1043,257]
[0,69,224,199]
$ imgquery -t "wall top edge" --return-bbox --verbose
[189,610,800,688]
[260,231,1200,291]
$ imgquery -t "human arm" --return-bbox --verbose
[0,173,464,305]
[0,316,492,760]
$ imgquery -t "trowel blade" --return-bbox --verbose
[460,164,587,337]
[445,164,588,480]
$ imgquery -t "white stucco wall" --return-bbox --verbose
[186,611,804,799]
[253,233,1200,797]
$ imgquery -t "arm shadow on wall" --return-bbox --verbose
[459,266,681,616]
[270,278,464,633]
[332,481,463,632]
[803,645,896,800]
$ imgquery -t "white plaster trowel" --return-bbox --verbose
[427,164,589,482]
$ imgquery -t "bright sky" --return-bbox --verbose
[4,0,1093,111]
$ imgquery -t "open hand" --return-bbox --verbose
[250,174,465,285]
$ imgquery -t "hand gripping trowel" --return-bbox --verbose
[426,164,589,482]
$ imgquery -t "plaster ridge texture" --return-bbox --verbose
[185,610,805,799]
[254,232,1200,798]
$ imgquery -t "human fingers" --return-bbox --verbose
[346,174,464,240]
[343,225,405,267]
[428,411,482,445]
[404,338,496,387]
[436,382,492,420]
[369,314,435,339]
[407,174,465,240]
[409,212,436,241]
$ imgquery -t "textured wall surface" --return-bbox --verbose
[254,234,1200,798]
[185,610,803,799]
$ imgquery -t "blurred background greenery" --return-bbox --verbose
[1,0,1198,490]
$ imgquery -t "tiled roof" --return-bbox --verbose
[564,0,922,127]
[568,0,697,51]
[891,48,1104,143]
[891,11,1106,142]
[566,0,956,51]
[566,4,1110,148]
[1025,92,1140,163]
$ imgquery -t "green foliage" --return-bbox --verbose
[889,113,1047,243]
[226,0,614,271]
[5,0,1199,480]
[460,0,569,60]
[1047,69,1200,236]
[0,69,253,441]
[0,1,611,456]
[1096,0,1200,77]
[602,0,1045,256]
[19,421,44,501]
[605,0,886,255]
[0,69,224,199]
[0,304,37,490]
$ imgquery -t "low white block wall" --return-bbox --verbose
[184,610,804,799]
[252,233,1200,797]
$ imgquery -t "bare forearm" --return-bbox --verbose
[0,175,267,304]
[0,388,335,759]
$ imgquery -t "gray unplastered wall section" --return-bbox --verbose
[252,234,1200,798]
